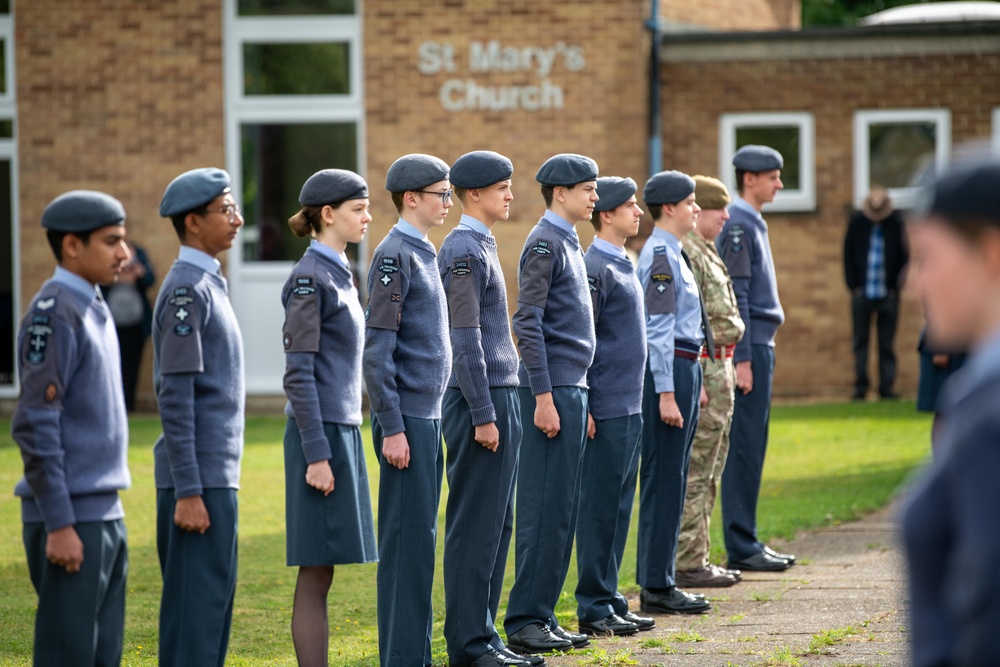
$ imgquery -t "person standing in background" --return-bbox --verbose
[102,240,155,411]
[281,169,377,667]
[844,187,908,401]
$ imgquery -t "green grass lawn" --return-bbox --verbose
[0,401,932,666]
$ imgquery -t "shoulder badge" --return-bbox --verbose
[174,324,193,337]
[25,313,54,364]
[168,286,194,307]
[37,297,55,311]
[532,240,552,256]
[452,259,471,277]
[292,276,316,296]
[587,275,599,292]
[653,246,667,256]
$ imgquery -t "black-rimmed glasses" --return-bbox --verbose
[416,189,453,204]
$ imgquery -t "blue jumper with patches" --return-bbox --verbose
[12,267,130,530]
[716,198,784,363]
[282,241,364,463]
[584,239,647,419]
[438,215,519,426]
[363,220,451,436]
[152,246,245,497]
[512,212,596,394]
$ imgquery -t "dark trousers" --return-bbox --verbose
[504,386,588,637]
[116,323,146,411]
[372,413,444,667]
[637,359,702,590]
[157,488,239,667]
[442,387,522,663]
[851,294,899,395]
[575,412,642,622]
[23,519,128,667]
[721,345,775,561]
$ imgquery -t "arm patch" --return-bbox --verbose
[159,285,204,374]
[366,255,402,331]
[587,273,601,323]
[447,256,481,328]
[645,253,677,315]
[518,239,556,309]
[719,225,752,279]
[283,276,321,353]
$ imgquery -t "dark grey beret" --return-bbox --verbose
[922,159,1000,223]
[450,151,513,189]
[159,167,231,218]
[593,176,637,213]
[732,145,784,172]
[535,153,599,187]
[299,169,368,206]
[41,190,126,233]
[384,154,450,193]
[643,170,696,205]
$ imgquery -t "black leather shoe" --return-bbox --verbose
[763,545,796,565]
[729,550,791,572]
[675,565,739,588]
[551,624,590,648]
[579,614,638,637]
[499,647,545,667]
[450,647,531,667]
[621,611,655,631]
[506,623,572,654]
[639,587,711,614]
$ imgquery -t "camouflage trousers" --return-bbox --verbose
[675,355,736,570]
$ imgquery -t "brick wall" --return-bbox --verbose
[662,0,800,31]
[17,0,226,408]
[659,32,1000,397]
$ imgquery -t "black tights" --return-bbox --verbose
[292,565,334,667]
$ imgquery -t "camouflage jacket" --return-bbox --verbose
[683,231,745,347]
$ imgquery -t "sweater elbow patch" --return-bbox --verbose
[283,283,321,353]
[645,254,677,315]
[720,230,752,279]
[518,244,554,309]
[447,257,481,328]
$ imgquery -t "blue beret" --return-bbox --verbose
[159,167,231,218]
[593,176,637,213]
[643,170,696,205]
[299,169,368,206]
[41,190,126,233]
[535,153,599,187]
[384,154,450,193]
[922,159,1000,223]
[732,145,784,172]
[450,151,513,189]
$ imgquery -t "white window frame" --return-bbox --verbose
[0,10,17,397]
[719,112,815,213]
[853,108,951,210]
[993,107,1000,157]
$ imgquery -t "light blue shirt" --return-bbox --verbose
[637,226,704,394]
[53,266,101,300]
[590,237,627,259]
[458,214,492,237]
[309,239,349,269]
[730,195,764,223]
[394,218,426,240]
[542,209,577,236]
[178,245,222,275]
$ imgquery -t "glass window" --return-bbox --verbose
[719,112,815,212]
[0,160,13,386]
[0,38,6,94]
[238,0,354,15]
[243,42,350,96]
[240,122,359,263]
[854,109,950,209]
[0,2,8,15]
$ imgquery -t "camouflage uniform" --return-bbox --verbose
[676,230,745,571]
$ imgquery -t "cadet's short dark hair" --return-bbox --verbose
[46,229,93,262]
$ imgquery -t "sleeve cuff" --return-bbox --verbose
[469,402,498,427]
[37,494,75,532]
[375,408,405,437]
[171,466,204,499]
[298,425,332,464]
[527,369,553,396]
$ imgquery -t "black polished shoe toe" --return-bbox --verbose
[728,550,792,572]
[506,622,572,654]
[639,586,712,614]
[621,611,655,631]
[450,647,531,667]
[499,646,545,666]
[763,545,796,564]
[579,614,638,637]
[551,624,590,648]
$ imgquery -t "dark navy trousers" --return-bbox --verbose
[372,413,444,667]
[722,344,775,561]
[636,358,702,590]
[504,385,588,637]
[442,387,522,663]
[23,518,128,667]
[157,488,239,667]
[575,412,642,622]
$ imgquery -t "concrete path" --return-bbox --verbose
[551,502,909,666]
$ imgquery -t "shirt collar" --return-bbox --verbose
[731,196,764,221]
[52,266,101,299]
[394,218,426,240]
[178,245,223,275]
[651,225,682,250]
[590,237,627,259]
[309,239,349,268]
[542,209,577,236]
[458,214,492,237]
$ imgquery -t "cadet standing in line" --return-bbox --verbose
[716,146,796,572]
[902,158,1000,667]
[362,154,453,667]
[437,151,533,667]
[154,168,246,667]
[574,176,656,637]
[635,170,712,615]
[504,154,597,656]
[281,169,377,667]
[675,176,745,588]
[12,191,132,667]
